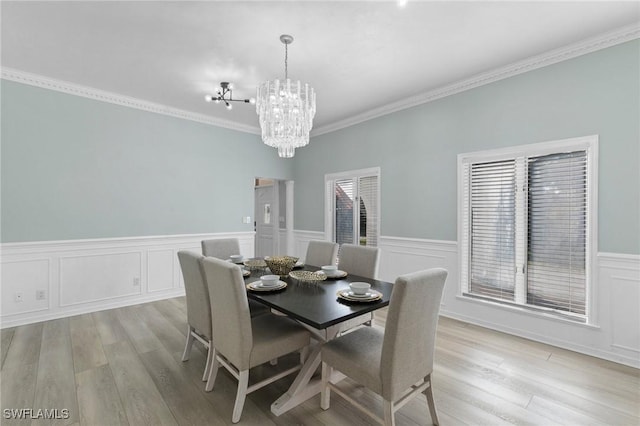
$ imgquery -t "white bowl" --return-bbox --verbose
[230,254,244,263]
[321,265,338,276]
[260,275,280,287]
[349,282,371,295]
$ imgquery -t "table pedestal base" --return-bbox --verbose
[271,324,346,415]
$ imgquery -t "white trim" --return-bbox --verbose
[457,134,598,163]
[3,25,637,138]
[0,232,255,328]
[0,231,254,254]
[324,167,381,181]
[457,135,599,323]
[312,24,640,136]
[324,167,381,246]
[0,68,261,135]
[1,289,187,329]
[291,230,326,261]
[364,232,639,367]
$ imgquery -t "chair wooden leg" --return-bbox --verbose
[383,400,396,426]
[320,362,331,410]
[202,342,213,381]
[181,325,195,361]
[232,370,249,423]
[204,350,220,392]
[424,376,439,425]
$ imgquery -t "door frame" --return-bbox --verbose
[254,178,294,256]
[324,167,381,243]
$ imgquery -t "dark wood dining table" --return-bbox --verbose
[243,263,394,416]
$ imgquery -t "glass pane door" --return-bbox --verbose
[334,179,354,245]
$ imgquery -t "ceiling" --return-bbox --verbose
[2,1,639,135]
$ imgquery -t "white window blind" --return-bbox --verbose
[527,151,587,315]
[326,168,380,248]
[335,179,355,246]
[358,175,379,247]
[470,159,516,301]
[459,136,596,322]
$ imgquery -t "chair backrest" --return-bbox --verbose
[177,251,212,340]
[305,240,339,267]
[338,244,380,279]
[380,268,447,401]
[201,238,241,260]
[200,256,253,370]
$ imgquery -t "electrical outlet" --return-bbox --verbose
[242,216,252,224]
[36,290,47,300]
[133,277,140,286]
[14,292,23,303]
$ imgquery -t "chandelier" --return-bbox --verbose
[256,35,316,158]
[205,82,255,110]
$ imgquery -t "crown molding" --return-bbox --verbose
[311,23,640,137]
[0,68,262,135]
[2,23,638,138]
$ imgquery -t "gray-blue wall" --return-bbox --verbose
[1,81,293,242]
[293,40,640,255]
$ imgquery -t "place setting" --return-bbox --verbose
[246,274,287,292]
[315,265,348,279]
[337,282,382,303]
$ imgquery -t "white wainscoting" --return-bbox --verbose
[291,231,640,367]
[290,230,327,263]
[3,230,638,367]
[1,232,255,328]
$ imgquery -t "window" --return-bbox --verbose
[325,168,380,247]
[458,136,597,322]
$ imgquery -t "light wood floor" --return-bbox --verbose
[1,297,638,425]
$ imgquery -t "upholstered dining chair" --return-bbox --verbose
[338,243,380,279]
[336,244,381,331]
[201,238,269,317]
[201,238,241,260]
[177,251,215,382]
[321,268,448,426]
[201,256,312,423]
[305,240,339,267]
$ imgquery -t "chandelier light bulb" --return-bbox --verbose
[204,94,213,102]
[249,97,256,105]
[226,103,233,110]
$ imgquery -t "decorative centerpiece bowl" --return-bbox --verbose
[265,256,299,276]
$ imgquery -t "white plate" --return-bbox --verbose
[258,280,282,288]
[348,291,373,299]
[337,289,382,302]
[247,280,287,292]
[318,270,347,279]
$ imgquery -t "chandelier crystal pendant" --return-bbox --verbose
[256,34,316,158]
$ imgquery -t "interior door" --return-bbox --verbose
[255,184,275,257]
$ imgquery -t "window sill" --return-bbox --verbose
[455,295,601,330]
